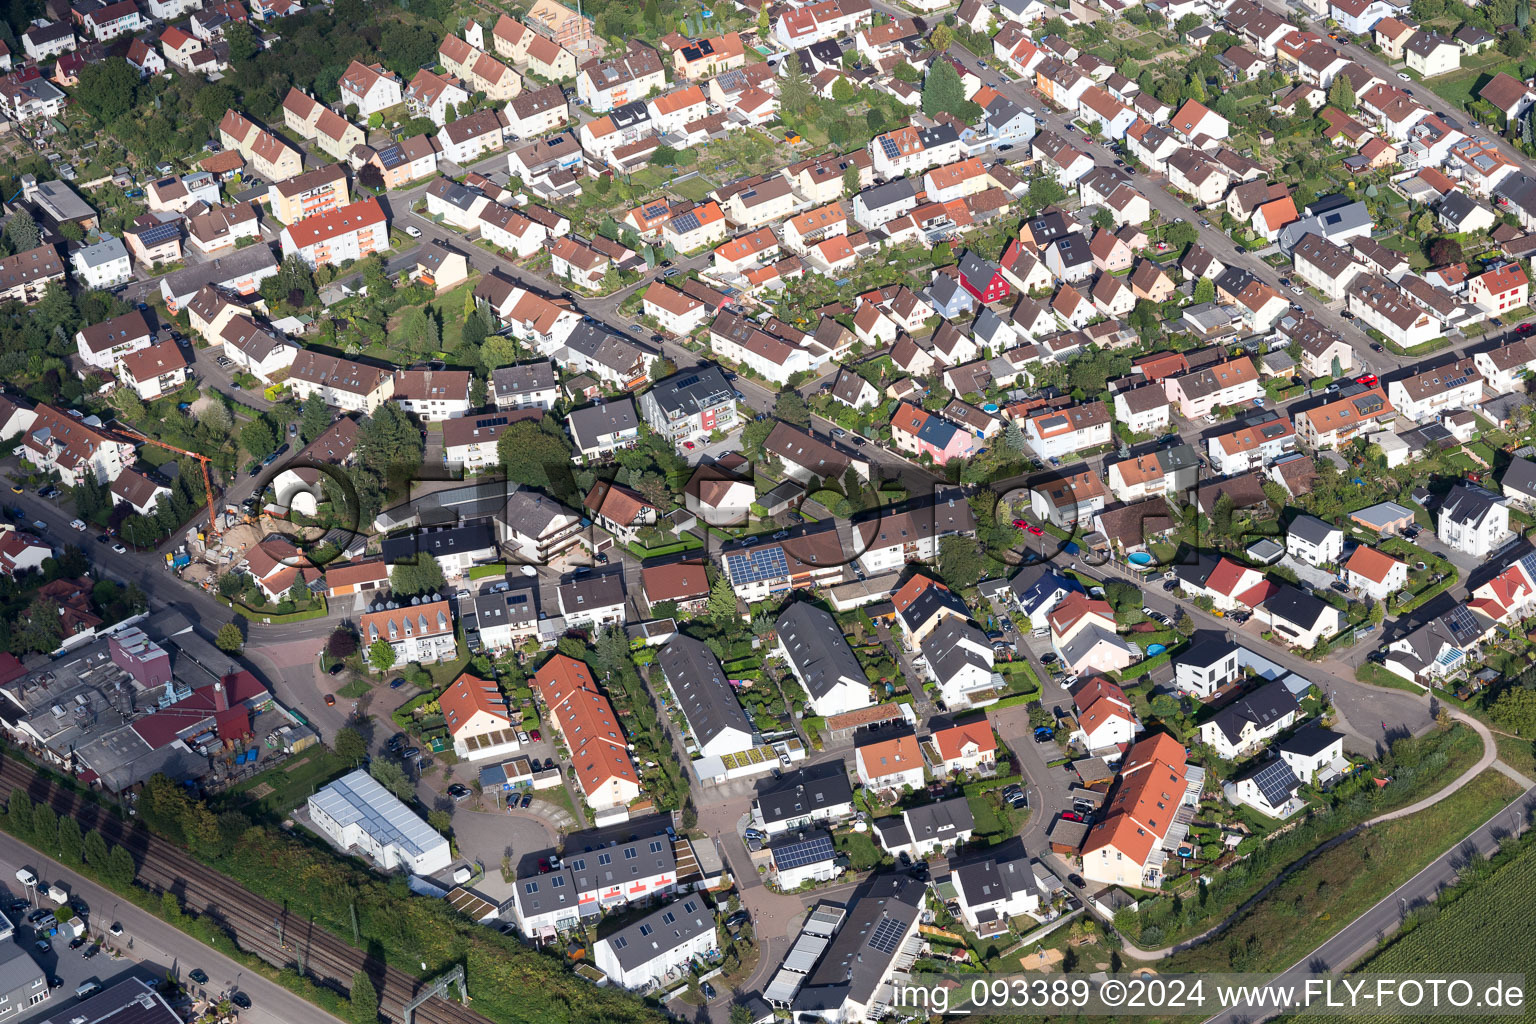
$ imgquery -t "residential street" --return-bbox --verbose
[0,835,343,1024]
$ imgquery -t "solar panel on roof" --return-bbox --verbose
[773,834,834,870]
[1251,760,1298,808]
[671,210,702,234]
[867,916,907,955]
[644,201,669,220]
[727,545,789,584]
[879,135,900,159]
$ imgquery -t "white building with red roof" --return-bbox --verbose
[1178,556,1279,611]
[533,653,640,811]
[440,671,520,761]
[1070,676,1141,757]
[278,198,387,268]
[1081,733,1197,889]
[0,528,50,576]
[929,718,998,775]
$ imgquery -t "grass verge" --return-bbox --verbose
[1159,768,1522,974]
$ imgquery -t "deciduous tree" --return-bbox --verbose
[215,622,244,653]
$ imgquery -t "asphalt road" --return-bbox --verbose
[0,834,343,1024]
[1201,785,1536,1024]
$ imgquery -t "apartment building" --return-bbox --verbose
[278,198,387,267]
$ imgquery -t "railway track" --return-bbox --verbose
[0,755,486,1024]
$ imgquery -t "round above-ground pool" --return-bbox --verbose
[1147,643,1167,656]
[1178,846,1193,858]
[1128,551,1153,566]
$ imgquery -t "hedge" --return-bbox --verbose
[990,688,1041,710]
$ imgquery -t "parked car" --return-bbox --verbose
[189,969,209,985]
[520,792,533,809]
[403,225,422,238]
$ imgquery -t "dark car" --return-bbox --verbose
[403,747,421,760]
[726,910,751,928]
[1068,873,1086,889]
[1331,581,1350,593]
[82,944,97,959]
[387,733,405,751]
[543,757,556,770]
[232,993,251,1010]
[389,677,407,689]
[69,938,84,950]
[33,940,48,954]
[189,969,209,985]
[520,792,533,809]
[448,784,471,801]
[701,982,717,1001]
[328,663,345,675]
[47,977,62,990]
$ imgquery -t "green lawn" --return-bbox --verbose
[669,175,716,202]
[1161,768,1523,974]
[1495,733,1536,781]
[216,747,354,818]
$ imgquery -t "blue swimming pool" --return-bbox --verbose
[1147,643,1167,656]
[1127,551,1153,566]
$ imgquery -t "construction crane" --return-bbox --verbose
[113,426,222,539]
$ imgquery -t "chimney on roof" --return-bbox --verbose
[214,679,228,711]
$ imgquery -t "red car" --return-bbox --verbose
[1027,525,1044,536]
[1355,373,1378,386]
[1519,323,1534,335]
[1060,811,1083,822]
[530,729,541,742]
[1012,518,1029,530]
[682,441,696,450]
[537,858,551,873]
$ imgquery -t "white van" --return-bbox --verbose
[14,868,36,887]
[75,980,100,1000]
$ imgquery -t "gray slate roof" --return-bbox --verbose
[776,601,867,701]
[656,634,754,752]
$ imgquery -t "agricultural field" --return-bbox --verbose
[1289,833,1536,1024]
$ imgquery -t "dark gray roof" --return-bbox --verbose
[951,840,1036,907]
[793,874,925,1014]
[380,521,496,563]
[857,176,918,213]
[491,361,557,400]
[1501,456,1536,498]
[567,397,639,447]
[776,601,867,701]
[1277,725,1344,758]
[558,572,626,611]
[159,244,278,302]
[1287,513,1339,546]
[515,834,679,920]
[1206,679,1300,745]
[597,894,714,971]
[902,796,974,845]
[897,581,971,634]
[472,584,537,631]
[30,979,177,1024]
[1008,563,1082,610]
[645,364,733,418]
[755,759,853,828]
[656,634,754,751]
[1261,586,1335,633]
[919,617,990,687]
[1440,482,1505,529]
[1179,632,1238,671]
